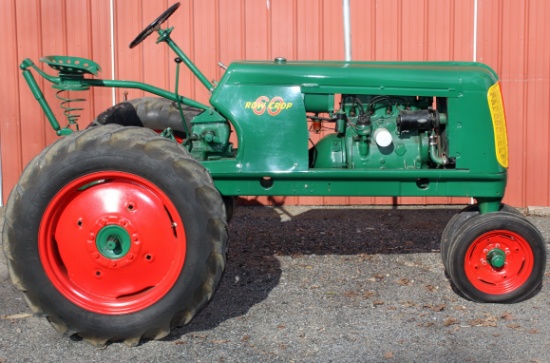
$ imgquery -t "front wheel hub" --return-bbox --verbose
[487,248,506,268]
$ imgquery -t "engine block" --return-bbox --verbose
[311,95,451,170]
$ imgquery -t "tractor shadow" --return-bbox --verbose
[167,204,459,340]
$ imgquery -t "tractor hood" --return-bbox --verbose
[213,60,499,98]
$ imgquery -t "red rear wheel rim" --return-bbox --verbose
[39,171,186,314]
[464,230,534,295]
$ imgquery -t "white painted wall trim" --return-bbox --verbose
[343,0,352,61]
[110,0,116,105]
[473,0,478,62]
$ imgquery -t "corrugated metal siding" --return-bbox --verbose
[476,0,550,207]
[1,0,22,204]
[2,0,549,207]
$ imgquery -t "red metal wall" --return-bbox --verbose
[2,0,549,207]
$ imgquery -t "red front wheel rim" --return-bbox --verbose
[464,230,534,295]
[39,171,186,315]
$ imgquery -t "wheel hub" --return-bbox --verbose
[486,248,506,268]
[87,216,141,269]
[96,225,131,259]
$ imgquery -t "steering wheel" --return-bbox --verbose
[129,2,181,49]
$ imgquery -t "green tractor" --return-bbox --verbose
[3,3,546,346]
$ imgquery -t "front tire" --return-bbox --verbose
[2,125,227,346]
[446,212,546,303]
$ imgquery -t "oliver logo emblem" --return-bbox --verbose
[245,96,293,116]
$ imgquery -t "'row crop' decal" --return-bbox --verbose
[245,96,293,116]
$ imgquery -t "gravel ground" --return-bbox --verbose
[1,205,550,363]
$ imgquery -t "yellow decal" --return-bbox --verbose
[487,82,509,168]
[245,96,293,116]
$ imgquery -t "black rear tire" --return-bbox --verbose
[2,125,227,346]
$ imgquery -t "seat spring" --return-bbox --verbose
[56,90,86,130]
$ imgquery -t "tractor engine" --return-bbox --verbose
[310,95,452,170]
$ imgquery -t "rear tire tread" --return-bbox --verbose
[2,125,227,347]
